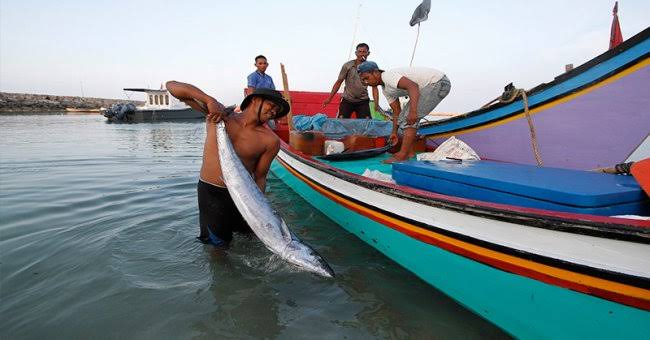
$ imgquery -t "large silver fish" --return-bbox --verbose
[216,121,335,278]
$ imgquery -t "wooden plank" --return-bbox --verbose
[280,63,294,130]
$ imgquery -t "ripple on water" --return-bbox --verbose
[0,115,509,339]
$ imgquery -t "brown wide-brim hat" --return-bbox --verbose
[240,88,291,119]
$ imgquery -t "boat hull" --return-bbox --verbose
[419,28,650,170]
[105,107,204,122]
[271,149,650,338]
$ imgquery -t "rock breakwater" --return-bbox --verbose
[0,92,143,112]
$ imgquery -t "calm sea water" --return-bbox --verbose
[0,113,508,339]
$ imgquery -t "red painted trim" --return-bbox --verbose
[276,156,650,310]
[279,142,650,228]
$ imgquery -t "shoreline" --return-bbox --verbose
[0,92,143,113]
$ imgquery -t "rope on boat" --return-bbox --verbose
[482,84,543,166]
[594,161,635,176]
[347,3,362,60]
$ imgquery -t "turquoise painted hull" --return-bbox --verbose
[271,160,650,339]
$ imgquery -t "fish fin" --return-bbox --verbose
[278,220,294,242]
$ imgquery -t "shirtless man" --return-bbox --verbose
[166,81,290,246]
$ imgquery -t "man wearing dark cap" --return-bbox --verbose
[322,43,378,119]
[357,61,451,163]
[166,81,290,246]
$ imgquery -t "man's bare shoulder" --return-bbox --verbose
[255,127,280,151]
[261,127,280,142]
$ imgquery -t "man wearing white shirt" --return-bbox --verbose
[358,61,451,163]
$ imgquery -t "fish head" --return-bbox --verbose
[283,240,335,278]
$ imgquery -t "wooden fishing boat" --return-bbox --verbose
[418,27,650,170]
[268,30,650,337]
[271,147,649,338]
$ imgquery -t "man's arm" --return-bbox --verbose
[245,73,257,96]
[396,76,420,125]
[322,78,344,108]
[372,86,380,111]
[253,137,281,192]
[166,80,226,120]
[323,64,349,109]
[388,99,401,145]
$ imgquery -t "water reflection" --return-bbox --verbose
[185,175,510,339]
[151,128,173,151]
[0,114,509,339]
[199,247,284,338]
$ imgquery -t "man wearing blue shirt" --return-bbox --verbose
[246,55,276,96]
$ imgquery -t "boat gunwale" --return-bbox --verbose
[275,145,650,310]
[418,27,650,132]
[277,142,650,243]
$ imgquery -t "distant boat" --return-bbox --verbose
[103,88,203,122]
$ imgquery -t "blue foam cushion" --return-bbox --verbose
[392,160,649,215]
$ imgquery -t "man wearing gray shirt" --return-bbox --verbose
[323,43,377,119]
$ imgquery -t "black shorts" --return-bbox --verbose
[338,99,371,119]
[197,180,252,246]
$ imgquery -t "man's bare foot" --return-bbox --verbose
[382,155,408,164]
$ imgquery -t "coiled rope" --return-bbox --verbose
[483,84,543,166]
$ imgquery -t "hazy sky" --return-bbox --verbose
[1,0,648,112]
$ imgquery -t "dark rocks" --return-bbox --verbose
[0,92,144,112]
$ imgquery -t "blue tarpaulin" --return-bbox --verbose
[292,114,328,131]
[292,115,393,139]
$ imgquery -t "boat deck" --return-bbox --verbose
[318,153,394,175]
[317,152,650,217]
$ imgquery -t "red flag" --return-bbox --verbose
[609,1,623,49]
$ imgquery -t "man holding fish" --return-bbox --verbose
[166,81,334,277]
[166,81,289,246]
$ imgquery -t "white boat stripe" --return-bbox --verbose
[279,150,650,279]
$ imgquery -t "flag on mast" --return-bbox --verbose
[409,0,431,66]
[410,0,431,26]
[609,1,623,49]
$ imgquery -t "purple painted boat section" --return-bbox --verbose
[431,64,650,170]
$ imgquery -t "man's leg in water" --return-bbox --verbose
[197,180,235,247]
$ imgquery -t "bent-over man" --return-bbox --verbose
[357,61,451,163]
